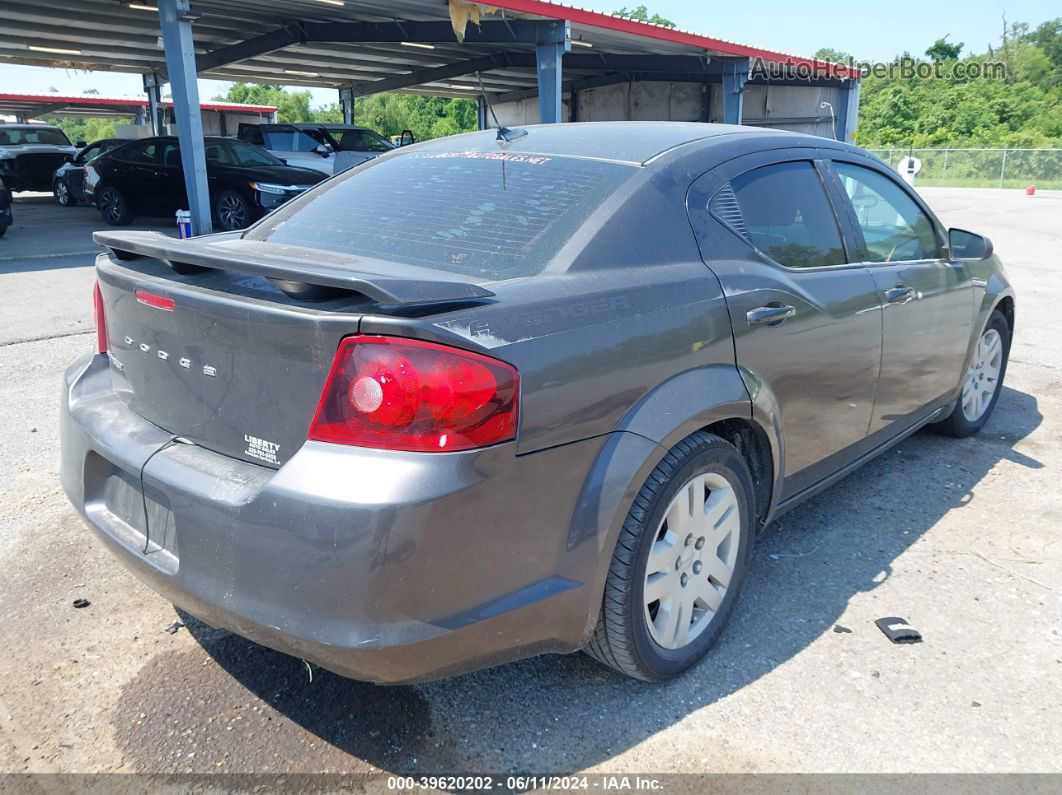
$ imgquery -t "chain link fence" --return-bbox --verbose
[864,148,1062,189]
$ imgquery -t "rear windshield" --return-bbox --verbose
[0,127,71,146]
[248,150,636,279]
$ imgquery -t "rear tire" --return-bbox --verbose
[97,185,133,225]
[214,189,252,231]
[933,309,1010,438]
[54,178,77,207]
[585,431,755,681]
[0,225,7,238]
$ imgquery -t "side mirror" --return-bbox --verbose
[399,129,415,146]
[313,143,330,157]
[279,158,288,165]
[948,228,993,260]
[76,140,87,148]
[63,154,74,163]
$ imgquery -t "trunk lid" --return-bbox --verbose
[93,233,496,468]
[97,255,369,468]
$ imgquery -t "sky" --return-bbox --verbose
[0,0,1058,109]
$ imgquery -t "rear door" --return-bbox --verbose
[108,140,158,206]
[688,152,882,499]
[828,159,974,432]
[327,128,393,173]
[154,140,188,213]
[260,126,332,174]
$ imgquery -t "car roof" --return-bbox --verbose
[409,121,834,166]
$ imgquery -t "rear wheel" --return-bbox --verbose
[215,190,251,231]
[54,178,77,207]
[933,309,1010,437]
[585,432,755,681]
[0,224,7,238]
[98,185,133,225]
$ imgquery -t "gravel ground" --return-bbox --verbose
[0,188,1059,776]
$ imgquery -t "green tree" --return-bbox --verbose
[51,117,117,145]
[612,5,676,28]
[825,16,1062,147]
[925,35,963,62]
[213,82,314,122]
[814,47,853,64]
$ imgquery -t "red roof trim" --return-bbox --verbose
[485,0,861,79]
[0,92,275,113]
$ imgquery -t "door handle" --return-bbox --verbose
[747,304,796,327]
[884,285,917,304]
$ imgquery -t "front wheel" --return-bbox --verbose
[214,190,251,231]
[54,178,77,207]
[585,431,755,681]
[933,309,1011,437]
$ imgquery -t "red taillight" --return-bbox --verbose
[135,289,175,311]
[308,335,519,452]
[93,281,108,354]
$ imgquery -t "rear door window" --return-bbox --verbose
[833,162,941,262]
[710,161,847,269]
[248,150,636,279]
[262,127,322,153]
[115,141,158,164]
[328,129,392,153]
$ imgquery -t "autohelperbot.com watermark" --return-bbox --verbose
[751,56,1007,81]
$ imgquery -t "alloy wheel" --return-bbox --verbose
[643,471,741,650]
[962,328,1003,422]
[55,180,70,206]
[218,193,248,230]
[100,189,122,224]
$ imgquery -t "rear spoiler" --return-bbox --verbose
[92,230,495,305]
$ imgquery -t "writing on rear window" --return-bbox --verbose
[248,150,635,279]
[413,151,553,165]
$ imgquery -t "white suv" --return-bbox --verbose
[236,123,412,176]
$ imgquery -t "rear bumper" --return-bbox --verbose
[60,353,606,683]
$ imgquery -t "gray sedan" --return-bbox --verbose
[60,122,1013,683]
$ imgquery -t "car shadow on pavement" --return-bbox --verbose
[153,386,1042,774]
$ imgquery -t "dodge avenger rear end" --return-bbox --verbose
[60,122,1013,683]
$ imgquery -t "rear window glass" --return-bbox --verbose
[0,127,71,146]
[263,128,322,153]
[249,150,636,279]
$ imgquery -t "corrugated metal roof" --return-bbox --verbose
[0,0,856,101]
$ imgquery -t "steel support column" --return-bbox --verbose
[339,87,354,125]
[535,20,570,124]
[143,73,164,138]
[721,57,749,125]
[157,0,211,235]
[834,79,860,143]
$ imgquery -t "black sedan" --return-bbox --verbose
[84,136,325,230]
[53,138,123,207]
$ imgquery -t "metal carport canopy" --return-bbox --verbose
[0,0,857,98]
[1,0,859,235]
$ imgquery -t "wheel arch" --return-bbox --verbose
[565,365,781,646]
